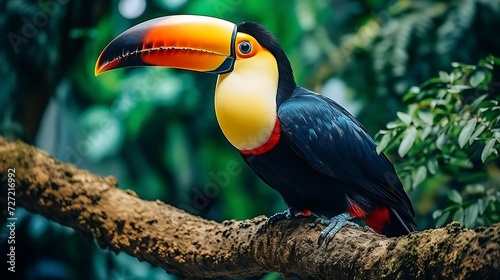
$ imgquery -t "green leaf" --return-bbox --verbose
[439,71,450,82]
[412,166,427,188]
[436,133,448,150]
[464,204,479,228]
[420,77,446,90]
[443,204,461,212]
[464,183,485,195]
[449,72,457,83]
[376,134,391,154]
[470,94,488,110]
[421,126,432,140]
[493,55,500,65]
[378,130,389,135]
[470,70,486,88]
[449,158,473,169]
[426,157,438,174]
[452,207,465,225]
[398,127,417,157]
[448,85,471,93]
[418,111,433,125]
[408,86,420,94]
[469,124,486,145]
[458,118,477,148]
[448,189,462,204]
[397,111,412,126]
[436,210,450,228]
[481,138,497,162]
[386,121,403,129]
[477,198,489,215]
[432,209,442,219]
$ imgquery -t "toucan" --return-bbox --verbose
[95,15,416,243]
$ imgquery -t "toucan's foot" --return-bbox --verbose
[267,207,308,228]
[316,212,359,245]
[267,207,296,228]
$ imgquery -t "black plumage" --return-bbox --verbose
[238,22,415,236]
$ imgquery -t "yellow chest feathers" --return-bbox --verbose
[214,50,279,151]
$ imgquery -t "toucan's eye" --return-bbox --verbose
[238,41,252,54]
[235,34,258,58]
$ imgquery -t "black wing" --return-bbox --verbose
[278,87,414,222]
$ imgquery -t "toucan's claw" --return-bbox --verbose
[266,207,299,228]
[317,212,358,245]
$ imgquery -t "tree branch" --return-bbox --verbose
[0,136,499,279]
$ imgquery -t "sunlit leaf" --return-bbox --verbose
[378,130,390,135]
[449,72,457,83]
[439,71,449,82]
[448,189,462,204]
[433,209,442,219]
[464,183,486,195]
[436,133,448,150]
[412,165,427,188]
[469,124,486,145]
[377,133,391,154]
[418,111,433,125]
[409,86,420,94]
[398,126,417,157]
[426,157,438,174]
[448,85,471,93]
[470,70,486,88]
[397,111,412,126]
[458,118,477,148]
[478,107,490,113]
[481,138,497,162]
[421,125,432,140]
[387,121,403,129]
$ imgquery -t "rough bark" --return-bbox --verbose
[0,136,499,279]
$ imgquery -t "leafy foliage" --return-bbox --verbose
[376,56,500,228]
[313,0,500,132]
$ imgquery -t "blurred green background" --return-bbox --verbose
[1,0,500,279]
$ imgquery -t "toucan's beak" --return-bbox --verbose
[95,15,237,76]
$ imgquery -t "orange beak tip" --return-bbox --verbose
[94,59,103,76]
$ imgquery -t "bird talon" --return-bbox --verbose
[316,217,331,226]
[346,221,360,228]
[267,207,314,229]
[317,212,355,245]
[267,207,296,228]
